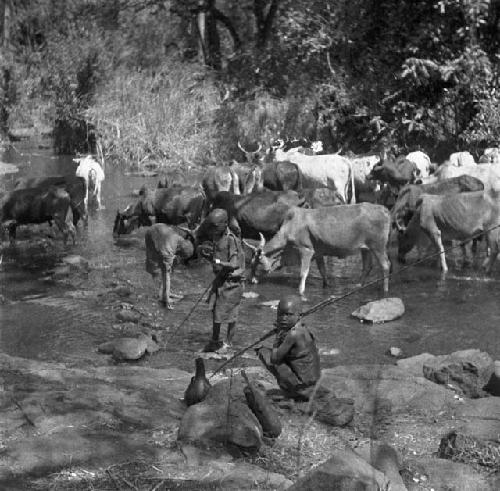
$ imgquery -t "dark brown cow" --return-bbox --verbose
[250,204,391,297]
[1,186,76,244]
[113,185,204,236]
[15,175,87,226]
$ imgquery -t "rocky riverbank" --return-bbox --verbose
[0,347,498,490]
[1,229,499,489]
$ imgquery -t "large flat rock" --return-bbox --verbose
[320,364,456,415]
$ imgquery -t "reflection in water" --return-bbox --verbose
[1,140,500,367]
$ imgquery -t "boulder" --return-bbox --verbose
[178,376,264,451]
[354,441,407,491]
[405,457,493,491]
[422,349,494,398]
[177,401,263,451]
[437,430,500,470]
[320,365,455,417]
[98,333,159,361]
[397,352,436,377]
[304,395,354,427]
[288,447,390,490]
[351,297,405,323]
[453,397,500,443]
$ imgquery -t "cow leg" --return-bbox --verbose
[369,247,391,293]
[97,182,104,210]
[8,222,17,244]
[298,249,314,300]
[483,232,499,275]
[359,248,373,285]
[315,254,328,288]
[429,228,448,274]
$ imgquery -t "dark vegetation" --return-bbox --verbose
[0,0,499,166]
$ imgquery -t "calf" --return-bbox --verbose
[145,224,195,309]
[1,186,76,244]
[397,191,500,274]
[250,204,391,297]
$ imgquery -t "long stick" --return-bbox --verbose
[164,283,212,344]
[210,328,277,378]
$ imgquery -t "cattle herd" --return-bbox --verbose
[3,141,500,301]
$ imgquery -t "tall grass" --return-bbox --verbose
[86,62,318,170]
[86,63,223,169]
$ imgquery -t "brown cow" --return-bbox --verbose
[250,204,391,298]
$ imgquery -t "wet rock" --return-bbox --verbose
[178,376,264,451]
[355,441,407,491]
[351,297,405,323]
[404,457,492,491]
[116,309,141,323]
[288,447,390,490]
[0,161,19,175]
[387,346,403,358]
[242,291,259,299]
[98,333,159,361]
[423,349,494,398]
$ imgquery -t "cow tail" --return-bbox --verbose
[348,159,356,204]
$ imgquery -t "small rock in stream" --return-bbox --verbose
[351,297,405,323]
[116,309,141,323]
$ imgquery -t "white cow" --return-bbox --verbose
[348,154,381,201]
[406,151,432,177]
[74,155,105,210]
[447,151,476,167]
[433,163,500,191]
[273,142,355,203]
[481,148,500,165]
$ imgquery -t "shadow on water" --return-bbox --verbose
[1,139,500,367]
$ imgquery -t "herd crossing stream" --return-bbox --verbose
[1,139,500,372]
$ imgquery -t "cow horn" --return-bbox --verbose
[177,225,194,236]
[258,232,266,250]
[242,239,257,251]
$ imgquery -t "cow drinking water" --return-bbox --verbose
[249,203,391,298]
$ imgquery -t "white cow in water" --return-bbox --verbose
[74,155,105,210]
[480,148,500,165]
[405,151,432,177]
[447,151,476,167]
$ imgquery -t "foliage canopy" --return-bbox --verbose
[1,0,499,164]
